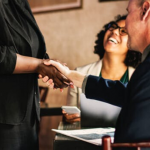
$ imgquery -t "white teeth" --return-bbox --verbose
[109,37,117,44]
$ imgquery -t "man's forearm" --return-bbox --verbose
[68,70,86,88]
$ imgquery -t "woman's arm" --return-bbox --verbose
[44,60,127,107]
[13,54,71,88]
[13,54,42,74]
[44,60,86,88]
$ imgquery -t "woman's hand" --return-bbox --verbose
[37,62,71,89]
[13,54,71,89]
[38,59,74,90]
[43,60,86,88]
[43,59,71,78]
[62,110,80,124]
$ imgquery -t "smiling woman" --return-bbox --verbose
[28,0,82,13]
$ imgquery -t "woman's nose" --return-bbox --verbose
[112,28,120,36]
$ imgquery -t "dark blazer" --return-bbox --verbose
[85,51,150,143]
[0,0,47,125]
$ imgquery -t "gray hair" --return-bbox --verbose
[138,0,150,6]
[138,0,145,6]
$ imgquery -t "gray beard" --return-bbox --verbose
[127,40,131,50]
[127,39,140,52]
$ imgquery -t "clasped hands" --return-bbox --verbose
[38,59,73,90]
[39,59,82,123]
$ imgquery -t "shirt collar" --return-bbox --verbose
[141,44,150,62]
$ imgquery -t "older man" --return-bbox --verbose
[83,0,150,143]
[45,0,150,143]
[87,0,150,142]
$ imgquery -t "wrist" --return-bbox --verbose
[35,59,44,74]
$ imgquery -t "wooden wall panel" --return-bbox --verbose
[28,0,82,13]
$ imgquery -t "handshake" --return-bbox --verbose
[38,59,85,90]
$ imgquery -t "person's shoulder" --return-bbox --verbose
[76,60,102,75]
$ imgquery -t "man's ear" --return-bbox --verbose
[142,1,150,21]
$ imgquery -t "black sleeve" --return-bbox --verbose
[85,75,128,107]
[0,46,17,74]
[0,2,17,74]
[44,53,49,59]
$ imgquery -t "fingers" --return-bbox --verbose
[42,76,55,88]
[70,84,74,88]
[63,113,80,123]
[41,78,64,91]
[38,74,42,78]
[65,114,80,120]
[63,113,81,123]
[39,67,66,88]
[44,60,69,76]
[63,63,67,66]
[60,89,63,92]
[42,76,49,83]
[66,117,81,124]
[39,61,72,89]
[55,71,72,88]
[48,59,67,66]
[53,76,67,89]
[43,59,66,67]
[62,110,67,114]
[47,79,54,88]
[52,71,71,89]
[43,59,51,66]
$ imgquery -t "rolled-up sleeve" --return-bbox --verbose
[0,46,17,74]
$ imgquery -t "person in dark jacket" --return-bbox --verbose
[0,0,70,150]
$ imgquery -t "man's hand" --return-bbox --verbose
[42,59,85,88]
[37,62,71,89]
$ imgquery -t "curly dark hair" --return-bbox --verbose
[94,15,141,68]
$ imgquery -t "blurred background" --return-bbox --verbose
[28,0,128,150]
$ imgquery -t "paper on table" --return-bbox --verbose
[52,127,115,146]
